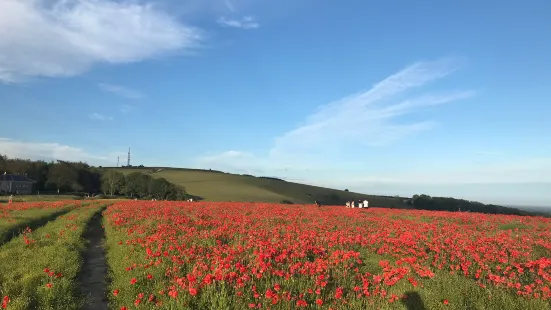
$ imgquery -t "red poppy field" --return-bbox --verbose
[1,200,550,309]
[105,201,551,310]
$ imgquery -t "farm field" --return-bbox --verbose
[104,201,551,310]
[1,200,550,309]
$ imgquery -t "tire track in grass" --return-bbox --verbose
[79,209,108,310]
[0,203,76,246]
[0,203,105,309]
[0,208,73,246]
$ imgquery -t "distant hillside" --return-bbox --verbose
[509,205,551,216]
[106,166,411,209]
[1,154,541,216]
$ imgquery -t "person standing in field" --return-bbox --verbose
[346,201,350,208]
[351,201,355,208]
[8,194,13,204]
[363,199,369,208]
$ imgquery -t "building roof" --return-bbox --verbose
[0,174,34,182]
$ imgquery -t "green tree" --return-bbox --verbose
[101,170,125,196]
[149,178,172,200]
[166,184,187,200]
[0,155,7,173]
[123,172,152,198]
[46,163,79,192]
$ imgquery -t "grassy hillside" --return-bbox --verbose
[109,167,410,208]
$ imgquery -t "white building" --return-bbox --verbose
[0,173,34,194]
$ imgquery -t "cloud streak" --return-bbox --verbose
[270,57,474,158]
[120,104,133,114]
[98,83,144,99]
[0,0,203,83]
[0,138,122,164]
[224,0,236,12]
[217,16,259,29]
[195,57,498,186]
[89,113,113,121]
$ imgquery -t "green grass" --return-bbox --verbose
[110,167,411,208]
[0,195,82,203]
[0,203,105,310]
[0,206,73,246]
[498,222,531,230]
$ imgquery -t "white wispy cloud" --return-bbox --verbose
[190,56,550,201]
[120,104,133,114]
[0,0,203,83]
[198,57,475,169]
[338,158,551,185]
[224,0,236,12]
[98,83,144,99]
[0,138,122,164]
[270,57,474,158]
[89,113,113,121]
[217,16,259,29]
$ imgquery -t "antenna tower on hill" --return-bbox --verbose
[127,147,131,167]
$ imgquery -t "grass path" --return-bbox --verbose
[79,209,108,310]
[0,203,105,309]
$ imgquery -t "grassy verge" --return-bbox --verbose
[0,203,105,310]
[0,201,75,246]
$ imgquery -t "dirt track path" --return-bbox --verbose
[79,211,108,310]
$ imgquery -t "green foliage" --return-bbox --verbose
[1,155,101,193]
[46,163,79,192]
[123,172,151,198]
[121,172,186,200]
[0,155,187,201]
[100,170,125,196]
[280,199,294,204]
[411,194,530,216]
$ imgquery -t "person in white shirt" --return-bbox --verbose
[8,195,13,204]
[346,201,350,208]
[363,199,369,208]
[351,201,355,208]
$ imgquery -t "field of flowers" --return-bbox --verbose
[0,201,106,310]
[104,201,551,310]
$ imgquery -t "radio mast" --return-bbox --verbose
[127,147,131,167]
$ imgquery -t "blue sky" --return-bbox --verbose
[1,0,550,206]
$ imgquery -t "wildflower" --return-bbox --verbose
[2,296,10,309]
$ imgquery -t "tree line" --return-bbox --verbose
[0,155,187,200]
[406,194,539,216]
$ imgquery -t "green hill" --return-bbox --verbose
[108,167,410,208]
